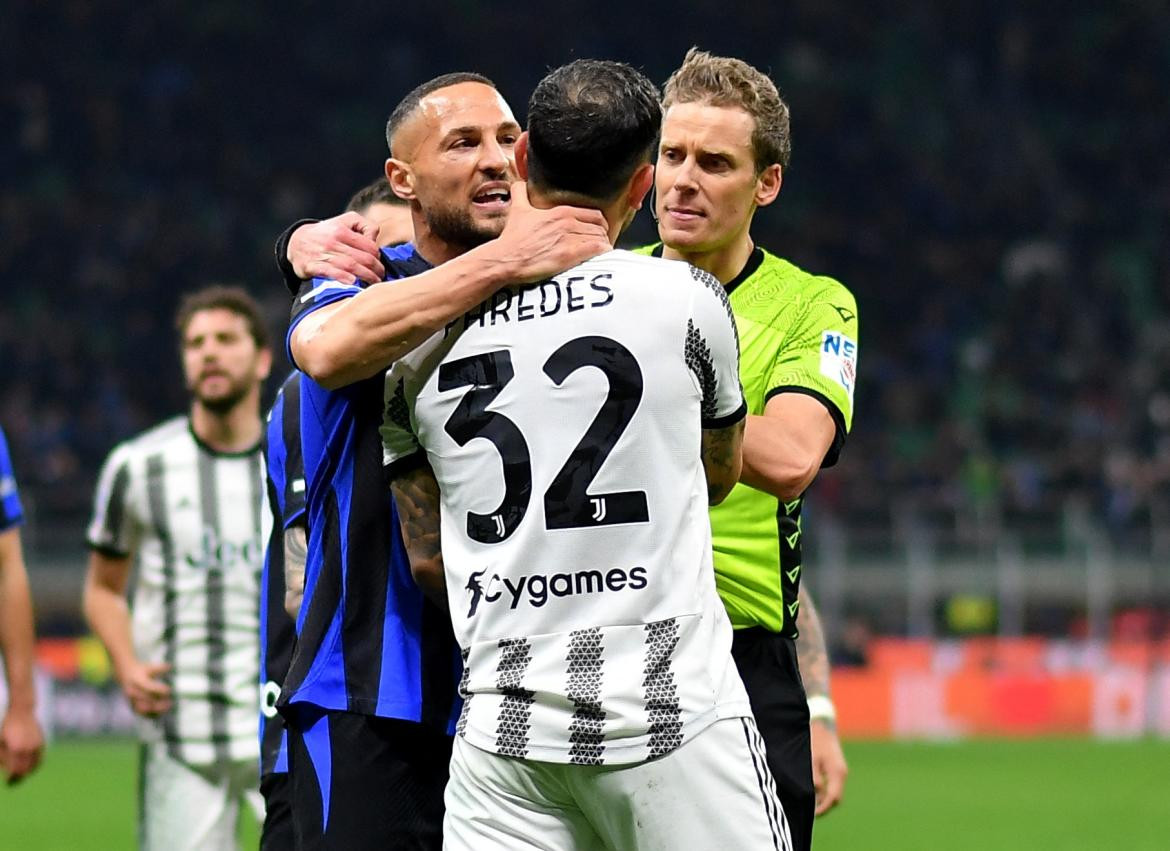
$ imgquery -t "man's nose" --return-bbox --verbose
[480,139,512,177]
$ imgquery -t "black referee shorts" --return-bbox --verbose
[731,627,816,851]
[259,770,295,851]
[286,708,453,851]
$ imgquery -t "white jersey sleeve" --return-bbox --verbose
[684,267,746,428]
[381,369,422,472]
[381,331,450,473]
[86,442,142,557]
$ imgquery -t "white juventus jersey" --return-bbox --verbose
[87,416,266,766]
[382,250,752,765]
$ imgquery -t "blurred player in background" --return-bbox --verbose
[0,425,45,785]
[384,59,789,851]
[84,286,272,850]
[642,48,857,849]
[257,177,415,850]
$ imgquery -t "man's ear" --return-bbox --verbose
[386,157,416,202]
[755,163,782,207]
[514,131,530,180]
[627,162,655,211]
[256,347,273,383]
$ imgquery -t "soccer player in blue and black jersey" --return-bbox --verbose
[258,178,414,850]
[259,373,301,848]
[0,425,44,785]
[276,75,610,849]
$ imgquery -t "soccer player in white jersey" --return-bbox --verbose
[84,286,272,850]
[383,60,790,851]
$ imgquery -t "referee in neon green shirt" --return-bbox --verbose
[638,49,858,851]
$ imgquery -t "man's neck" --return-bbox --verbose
[528,188,622,246]
[189,395,261,454]
[661,232,755,287]
[412,232,469,267]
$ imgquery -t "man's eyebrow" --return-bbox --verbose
[440,125,481,142]
[660,138,738,159]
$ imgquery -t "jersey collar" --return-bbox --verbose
[381,243,434,280]
[649,243,764,295]
[188,421,261,458]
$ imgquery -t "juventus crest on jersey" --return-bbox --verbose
[382,249,752,765]
[87,416,267,766]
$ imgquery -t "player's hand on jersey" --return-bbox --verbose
[288,213,386,284]
[489,181,611,283]
[810,718,848,816]
[0,707,44,785]
[118,660,174,718]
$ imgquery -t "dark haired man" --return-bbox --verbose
[344,176,413,247]
[84,286,272,849]
[384,59,789,851]
[276,72,610,851]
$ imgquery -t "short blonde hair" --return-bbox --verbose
[662,47,791,172]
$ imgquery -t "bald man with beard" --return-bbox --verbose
[274,73,610,851]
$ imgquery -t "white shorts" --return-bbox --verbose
[444,716,791,851]
[139,744,263,851]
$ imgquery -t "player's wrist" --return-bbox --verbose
[807,694,837,729]
[2,693,36,715]
[453,246,519,298]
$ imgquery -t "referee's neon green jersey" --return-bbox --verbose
[637,245,858,636]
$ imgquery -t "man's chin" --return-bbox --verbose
[471,212,509,237]
[427,208,506,250]
[196,391,247,414]
[658,225,711,253]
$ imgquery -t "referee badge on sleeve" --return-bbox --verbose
[820,331,857,400]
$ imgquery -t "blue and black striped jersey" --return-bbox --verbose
[0,426,23,532]
[0,426,24,532]
[260,372,304,776]
[278,244,461,731]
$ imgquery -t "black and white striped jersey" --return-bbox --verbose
[382,250,752,765]
[87,416,267,766]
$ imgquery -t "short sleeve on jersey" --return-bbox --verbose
[685,267,747,428]
[285,278,363,367]
[380,370,426,477]
[764,280,858,467]
[86,443,141,557]
[0,427,24,531]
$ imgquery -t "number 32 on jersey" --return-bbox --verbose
[439,335,649,544]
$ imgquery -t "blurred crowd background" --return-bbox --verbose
[3,1,1167,642]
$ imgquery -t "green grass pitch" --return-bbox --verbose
[1,738,1166,849]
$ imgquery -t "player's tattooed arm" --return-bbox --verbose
[797,586,849,816]
[390,462,447,608]
[283,523,307,619]
[796,586,831,703]
[700,419,745,505]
